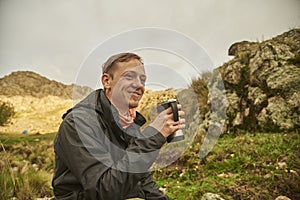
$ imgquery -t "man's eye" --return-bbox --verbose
[140,77,146,85]
[124,73,133,79]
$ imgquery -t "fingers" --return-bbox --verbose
[164,106,185,118]
[165,104,183,113]
[151,104,186,138]
[177,104,182,110]
[178,110,185,118]
[166,111,185,132]
[168,110,185,122]
[172,118,186,129]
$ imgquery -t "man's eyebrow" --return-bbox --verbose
[122,70,135,74]
[121,70,146,77]
[121,70,135,76]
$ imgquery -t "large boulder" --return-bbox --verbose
[218,28,300,132]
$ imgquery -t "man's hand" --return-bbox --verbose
[149,104,185,138]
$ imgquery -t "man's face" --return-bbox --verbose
[104,59,146,112]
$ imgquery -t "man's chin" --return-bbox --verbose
[128,99,140,109]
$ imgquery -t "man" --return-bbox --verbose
[52,52,185,199]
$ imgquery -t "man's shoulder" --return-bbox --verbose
[60,89,102,122]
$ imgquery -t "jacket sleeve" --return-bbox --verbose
[140,173,169,200]
[54,110,166,200]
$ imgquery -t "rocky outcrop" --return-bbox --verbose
[0,71,92,99]
[218,28,300,132]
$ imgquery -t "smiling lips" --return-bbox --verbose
[129,90,143,99]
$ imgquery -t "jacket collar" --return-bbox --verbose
[96,89,146,127]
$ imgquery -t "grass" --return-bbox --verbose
[0,132,299,199]
[0,133,56,200]
[153,133,300,200]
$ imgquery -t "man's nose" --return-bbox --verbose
[132,77,144,88]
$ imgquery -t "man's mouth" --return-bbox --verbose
[129,90,143,99]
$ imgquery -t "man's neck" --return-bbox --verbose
[104,89,128,114]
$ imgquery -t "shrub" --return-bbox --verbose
[0,100,15,126]
[190,75,209,114]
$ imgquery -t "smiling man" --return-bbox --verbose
[52,52,185,200]
[102,54,146,124]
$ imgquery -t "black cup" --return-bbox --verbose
[157,99,185,143]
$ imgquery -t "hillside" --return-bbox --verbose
[0,71,92,99]
[0,71,92,134]
[0,95,73,134]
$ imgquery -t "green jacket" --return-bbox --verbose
[52,89,169,200]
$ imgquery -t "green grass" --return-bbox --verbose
[153,133,300,200]
[0,132,56,200]
[1,132,299,199]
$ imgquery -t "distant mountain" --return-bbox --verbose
[0,71,93,99]
[0,71,93,133]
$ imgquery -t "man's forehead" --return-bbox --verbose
[116,59,145,72]
[102,53,143,74]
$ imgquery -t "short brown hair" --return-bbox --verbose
[102,52,143,74]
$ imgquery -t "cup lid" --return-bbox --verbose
[167,99,177,102]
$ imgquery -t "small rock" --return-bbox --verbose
[275,196,291,200]
[201,193,225,200]
[277,162,287,169]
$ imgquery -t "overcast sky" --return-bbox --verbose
[0,0,299,89]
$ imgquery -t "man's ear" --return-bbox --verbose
[101,73,111,89]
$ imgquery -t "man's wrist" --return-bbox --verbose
[143,126,167,148]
